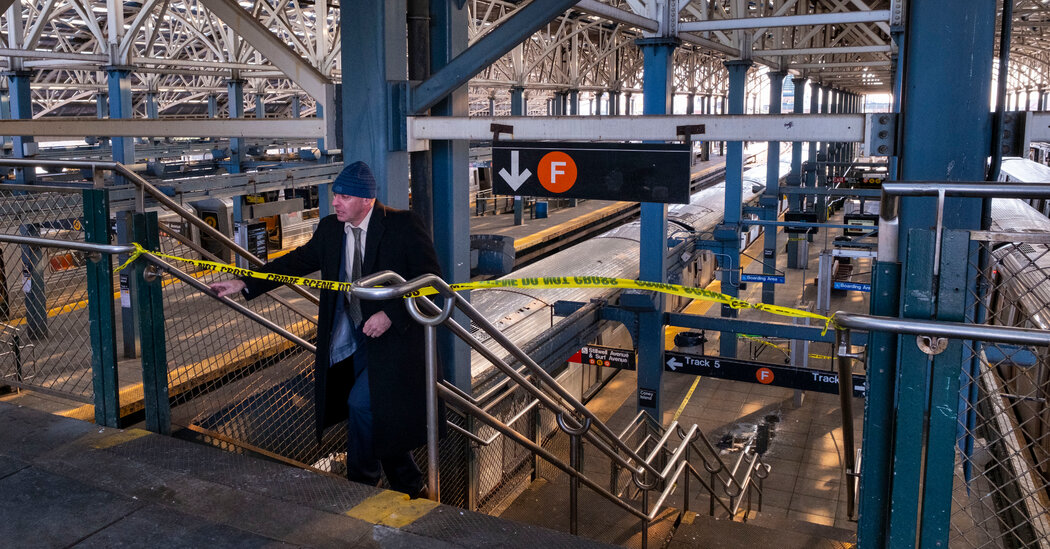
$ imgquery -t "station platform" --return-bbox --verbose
[0,400,611,548]
[494,206,866,546]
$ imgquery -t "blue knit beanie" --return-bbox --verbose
[332,161,377,198]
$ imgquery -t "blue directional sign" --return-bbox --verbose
[741,273,785,284]
[833,281,871,292]
[664,351,865,397]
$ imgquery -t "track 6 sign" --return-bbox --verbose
[492,141,691,203]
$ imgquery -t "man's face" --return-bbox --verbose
[332,193,375,225]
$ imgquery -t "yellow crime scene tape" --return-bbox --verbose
[117,242,838,333]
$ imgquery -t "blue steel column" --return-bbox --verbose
[609,90,620,115]
[6,70,34,184]
[761,72,785,304]
[568,89,579,115]
[814,85,828,220]
[226,78,245,174]
[0,88,9,151]
[106,68,134,166]
[878,1,997,546]
[207,93,217,118]
[787,76,807,269]
[343,0,410,208]
[717,59,752,358]
[510,86,525,226]
[634,36,678,417]
[255,93,265,119]
[430,0,471,391]
[594,91,603,115]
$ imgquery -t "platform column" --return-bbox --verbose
[872,1,996,546]
[428,0,471,392]
[788,76,807,272]
[6,70,34,185]
[593,90,603,115]
[226,78,245,174]
[717,59,752,358]
[568,89,579,115]
[255,90,265,119]
[342,0,409,208]
[510,86,526,226]
[609,90,620,115]
[761,71,785,305]
[634,36,678,418]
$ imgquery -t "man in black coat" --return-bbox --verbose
[211,161,441,497]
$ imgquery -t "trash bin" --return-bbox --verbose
[535,201,548,219]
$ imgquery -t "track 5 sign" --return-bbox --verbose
[492,141,691,203]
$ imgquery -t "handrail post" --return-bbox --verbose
[425,322,441,502]
[133,212,170,435]
[83,188,120,427]
[569,431,581,535]
[835,327,858,520]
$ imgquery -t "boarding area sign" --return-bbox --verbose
[492,141,691,203]
[664,351,866,397]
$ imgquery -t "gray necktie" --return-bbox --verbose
[347,227,364,327]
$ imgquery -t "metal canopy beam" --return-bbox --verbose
[0,118,324,138]
[408,114,865,148]
[679,10,891,32]
[757,45,893,56]
[197,0,331,101]
[410,0,580,114]
[574,0,658,32]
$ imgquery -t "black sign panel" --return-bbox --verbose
[663,351,865,397]
[573,345,636,370]
[784,212,819,235]
[638,387,657,408]
[246,221,269,260]
[843,214,879,236]
[492,141,690,204]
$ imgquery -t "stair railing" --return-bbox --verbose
[353,269,771,547]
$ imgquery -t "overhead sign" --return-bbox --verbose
[492,141,691,203]
[834,281,871,292]
[844,214,879,236]
[569,345,636,370]
[784,212,819,234]
[664,351,865,397]
[741,273,785,284]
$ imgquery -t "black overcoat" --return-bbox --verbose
[241,202,442,457]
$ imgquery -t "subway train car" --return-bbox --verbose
[978,158,1050,535]
[466,159,793,387]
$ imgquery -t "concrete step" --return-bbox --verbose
[667,510,857,549]
[499,476,679,549]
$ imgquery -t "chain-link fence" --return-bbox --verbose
[951,232,1050,548]
[0,185,95,401]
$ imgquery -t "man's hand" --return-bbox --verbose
[362,311,391,338]
[210,279,246,298]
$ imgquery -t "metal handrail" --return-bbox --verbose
[0,157,320,308]
[0,233,134,255]
[352,270,665,479]
[0,234,317,354]
[353,269,770,541]
[834,312,1050,347]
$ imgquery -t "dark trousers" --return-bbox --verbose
[345,351,424,496]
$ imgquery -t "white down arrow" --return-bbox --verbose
[498,150,531,191]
